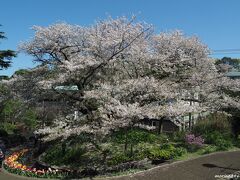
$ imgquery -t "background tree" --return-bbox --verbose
[215,57,240,72]
[0,25,16,69]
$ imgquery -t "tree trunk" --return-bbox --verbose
[61,142,66,155]
[188,112,192,130]
[158,118,163,134]
[124,128,128,154]
[130,143,133,157]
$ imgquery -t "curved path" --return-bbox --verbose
[105,151,240,180]
[0,169,27,180]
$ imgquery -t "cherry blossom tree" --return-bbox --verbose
[10,16,240,141]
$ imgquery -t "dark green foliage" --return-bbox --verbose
[107,153,134,166]
[192,113,232,136]
[192,113,233,151]
[0,75,9,80]
[43,144,86,166]
[173,147,187,157]
[215,57,240,70]
[111,128,159,145]
[0,122,16,134]
[0,128,8,137]
[233,135,240,148]
[147,144,187,161]
[14,69,30,76]
[8,134,26,145]
[0,26,16,70]
[170,131,187,143]
[202,131,233,150]
[147,148,172,161]
[199,145,218,155]
[42,129,187,171]
[23,108,37,129]
[1,99,23,122]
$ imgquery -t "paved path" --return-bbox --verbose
[109,151,240,180]
[0,169,25,180]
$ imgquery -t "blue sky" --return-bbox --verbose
[1,0,240,76]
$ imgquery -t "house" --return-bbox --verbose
[35,85,79,123]
[226,71,240,79]
[139,118,180,134]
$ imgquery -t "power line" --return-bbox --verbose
[212,49,240,52]
[210,49,240,55]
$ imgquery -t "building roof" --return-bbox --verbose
[226,71,240,77]
[54,85,79,91]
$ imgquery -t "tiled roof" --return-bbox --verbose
[226,71,240,77]
[54,85,79,91]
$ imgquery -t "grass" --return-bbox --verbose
[174,146,240,161]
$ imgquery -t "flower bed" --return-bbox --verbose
[3,149,73,179]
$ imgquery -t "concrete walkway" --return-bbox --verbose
[0,169,26,180]
[108,151,240,180]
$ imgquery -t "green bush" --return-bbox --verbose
[147,147,172,160]
[203,131,233,150]
[199,145,218,154]
[170,131,186,143]
[1,99,22,122]
[173,147,187,157]
[147,144,186,161]
[215,138,233,151]
[233,135,240,148]
[107,153,133,166]
[192,113,232,136]
[161,144,187,158]
[0,128,8,137]
[63,146,86,164]
[23,108,37,129]
[156,134,170,143]
[0,122,17,134]
[43,144,86,166]
[111,128,158,144]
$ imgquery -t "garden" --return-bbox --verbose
[1,113,240,179]
[0,16,240,179]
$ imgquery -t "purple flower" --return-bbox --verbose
[185,134,204,147]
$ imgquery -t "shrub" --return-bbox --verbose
[147,143,186,161]
[23,109,37,129]
[170,131,187,143]
[234,135,240,148]
[157,134,171,143]
[0,122,16,134]
[43,143,88,166]
[192,113,232,136]
[185,134,204,152]
[63,146,86,164]
[147,147,172,161]
[199,145,218,154]
[185,134,204,146]
[0,129,8,137]
[173,147,187,157]
[107,153,133,166]
[203,131,233,150]
[215,138,233,151]
[111,128,158,144]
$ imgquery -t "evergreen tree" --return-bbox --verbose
[0,25,16,70]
